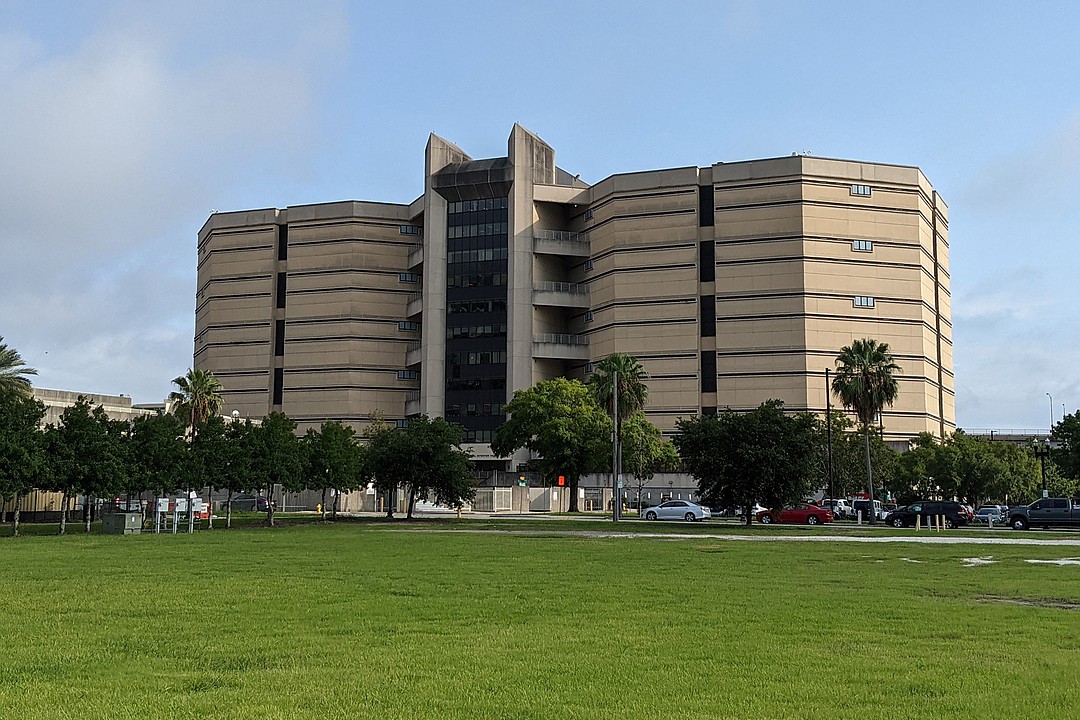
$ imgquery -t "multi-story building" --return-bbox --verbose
[195,124,954,473]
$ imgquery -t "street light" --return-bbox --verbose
[1033,439,1050,498]
[1047,392,1054,430]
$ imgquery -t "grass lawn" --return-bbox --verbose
[2,522,1079,719]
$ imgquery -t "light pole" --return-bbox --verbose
[825,367,834,502]
[611,369,620,522]
[1033,439,1050,498]
[1047,392,1054,430]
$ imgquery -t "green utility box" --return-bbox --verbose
[102,512,143,535]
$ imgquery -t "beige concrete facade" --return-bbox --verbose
[195,125,954,447]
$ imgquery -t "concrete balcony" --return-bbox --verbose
[406,292,423,318]
[533,281,589,308]
[533,229,590,257]
[405,341,422,367]
[407,243,424,269]
[405,391,420,416]
[533,333,590,361]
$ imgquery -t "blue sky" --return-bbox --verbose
[1,0,1077,430]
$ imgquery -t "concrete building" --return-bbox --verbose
[196,124,954,474]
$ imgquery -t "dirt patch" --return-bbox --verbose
[977,595,1080,611]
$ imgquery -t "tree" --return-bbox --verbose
[366,416,474,518]
[675,401,818,526]
[831,338,901,524]
[492,378,612,512]
[304,421,363,520]
[126,413,189,508]
[0,393,46,536]
[819,411,899,499]
[169,368,224,437]
[189,415,234,529]
[1052,411,1080,483]
[0,336,37,401]
[221,418,260,528]
[588,353,649,496]
[249,412,304,526]
[47,397,126,533]
[620,412,680,512]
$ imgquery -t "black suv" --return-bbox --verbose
[885,501,969,529]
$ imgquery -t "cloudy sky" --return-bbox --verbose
[1,0,1077,431]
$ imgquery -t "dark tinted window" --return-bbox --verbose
[1053,499,1069,509]
[700,295,715,337]
[701,351,716,393]
[698,185,714,227]
[699,240,715,282]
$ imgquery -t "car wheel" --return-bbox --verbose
[807,515,820,525]
[945,518,955,529]
[645,511,657,521]
[1011,516,1028,531]
[891,517,905,528]
[684,512,696,522]
[760,514,772,524]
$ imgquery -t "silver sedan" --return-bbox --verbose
[640,500,711,522]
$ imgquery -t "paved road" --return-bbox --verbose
[395,526,1080,547]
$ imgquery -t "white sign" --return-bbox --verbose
[156,498,170,512]
[175,498,188,512]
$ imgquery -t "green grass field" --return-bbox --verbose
[2,521,1079,719]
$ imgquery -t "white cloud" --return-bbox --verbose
[0,3,349,402]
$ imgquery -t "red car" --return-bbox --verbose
[757,503,834,525]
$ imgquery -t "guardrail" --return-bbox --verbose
[534,229,588,243]
[534,333,589,346]
[535,281,588,294]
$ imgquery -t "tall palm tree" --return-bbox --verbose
[831,339,900,524]
[588,354,649,511]
[588,353,649,422]
[0,336,38,400]
[169,368,224,437]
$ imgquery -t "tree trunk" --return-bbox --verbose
[407,485,416,519]
[59,491,68,535]
[744,496,753,527]
[266,483,275,527]
[12,491,20,538]
[569,478,579,512]
[226,487,233,529]
[321,487,327,521]
[864,427,877,525]
[386,486,395,518]
[332,488,339,520]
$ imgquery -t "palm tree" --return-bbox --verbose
[169,368,224,437]
[588,353,649,513]
[831,339,900,524]
[588,353,649,422]
[0,336,38,400]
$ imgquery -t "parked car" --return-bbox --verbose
[732,503,768,518]
[851,499,886,521]
[819,498,852,519]
[231,494,270,512]
[885,501,970,529]
[757,503,834,525]
[974,505,1004,524]
[640,500,711,522]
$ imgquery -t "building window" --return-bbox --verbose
[276,225,288,260]
[399,272,420,283]
[585,310,594,323]
[700,295,715,337]
[585,259,593,271]
[395,419,410,429]
[585,363,595,374]
[698,185,715,227]
[398,321,419,331]
[699,241,715,282]
[852,240,874,252]
[851,184,872,197]
[399,225,423,235]
[854,296,876,308]
[274,319,285,357]
[272,368,283,406]
[275,272,287,309]
[397,370,418,380]
[701,351,717,393]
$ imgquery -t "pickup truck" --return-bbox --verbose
[1007,497,1080,530]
